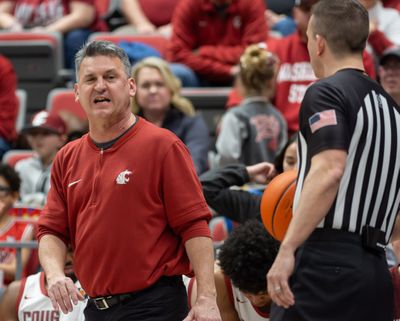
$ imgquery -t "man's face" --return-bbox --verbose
[379,56,400,101]
[74,55,136,123]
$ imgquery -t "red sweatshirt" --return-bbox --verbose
[38,117,212,297]
[0,55,18,143]
[167,0,267,83]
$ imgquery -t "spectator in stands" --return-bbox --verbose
[358,0,400,57]
[115,0,178,37]
[227,0,376,135]
[210,45,287,168]
[167,0,268,87]
[15,111,67,207]
[0,249,86,321]
[186,220,279,321]
[0,0,99,68]
[379,46,400,105]
[0,55,18,161]
[0,164,34,287]
[132,57,210,174]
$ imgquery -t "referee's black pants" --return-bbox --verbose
[84,276,189,321]
[271,228,394,321]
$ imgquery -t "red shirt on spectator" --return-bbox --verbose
[168,0,268,83]
[138,0,178,27]
[0,55,18,144]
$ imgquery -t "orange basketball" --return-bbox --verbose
[260,170,297,241]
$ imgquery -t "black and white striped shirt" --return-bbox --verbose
[294,68,400,243]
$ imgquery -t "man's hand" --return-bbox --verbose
[267,244,295,309]
[183,295,221,321]
[46,275,84,314]
[246,162,276,184]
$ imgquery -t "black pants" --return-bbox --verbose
[271,229,394,321]
[84,276,189,321]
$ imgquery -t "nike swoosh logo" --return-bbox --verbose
[68,179,82,188]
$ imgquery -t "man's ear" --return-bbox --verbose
[316,34,325,56]
[74,83,79,102]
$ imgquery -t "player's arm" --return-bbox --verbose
[184,237,221,321]
[0,280,20,321]
[214,270,241,321]
[267,149,347,307]
[189,270,240,321]
[38,234,83,314]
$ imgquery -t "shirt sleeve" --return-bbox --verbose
[37,151,70,245]
[299,82,351,158]
[161,140,212,243]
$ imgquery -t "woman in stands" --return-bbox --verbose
[210,44,287,168]
[132,57,210,174]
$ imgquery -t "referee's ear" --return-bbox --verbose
[316,34,326,57]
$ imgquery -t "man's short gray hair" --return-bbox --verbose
[75,40,132,81]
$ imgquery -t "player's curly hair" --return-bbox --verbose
[218,219,279,294]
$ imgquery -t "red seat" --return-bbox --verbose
[88,32,170,58]
[46,88,87,121]
[2,150,35,168]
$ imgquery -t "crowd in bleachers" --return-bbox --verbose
[0,0,400,320]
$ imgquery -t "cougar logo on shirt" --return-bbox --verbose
[116,170,133,185]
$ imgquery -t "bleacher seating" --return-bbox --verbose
[88,32,169,58]
[2,150,35,167]
[181,87,230,138]
[46,88,87,121]
[0,31,64,112]
[16,89,27,132]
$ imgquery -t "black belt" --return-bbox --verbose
[90,276,181,310]
[307,226,386,254]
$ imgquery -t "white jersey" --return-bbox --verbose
[18,272,87,321]
[229,279,269,321]
[183,275,269,321]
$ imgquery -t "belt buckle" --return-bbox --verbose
[94,296,112,310]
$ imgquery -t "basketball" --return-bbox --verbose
[260,170,297,241]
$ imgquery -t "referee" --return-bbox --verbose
[267,1,400,321]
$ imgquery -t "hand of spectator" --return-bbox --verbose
[369,19,378,33]
[7,21,23,31]
[157,24,172,37]
[183,295,221,321]
[265,9,284,29]
[30,26,46,32]
[246,162,276,184]
[46,274,84,314]
[136,22,156,34]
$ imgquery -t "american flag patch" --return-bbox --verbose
[308,109,337,133]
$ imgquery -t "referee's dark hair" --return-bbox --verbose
[218,220,279,294]
[310,0,369,57]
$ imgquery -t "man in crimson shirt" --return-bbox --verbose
[0,55,18,160]
[167,0,268,86]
